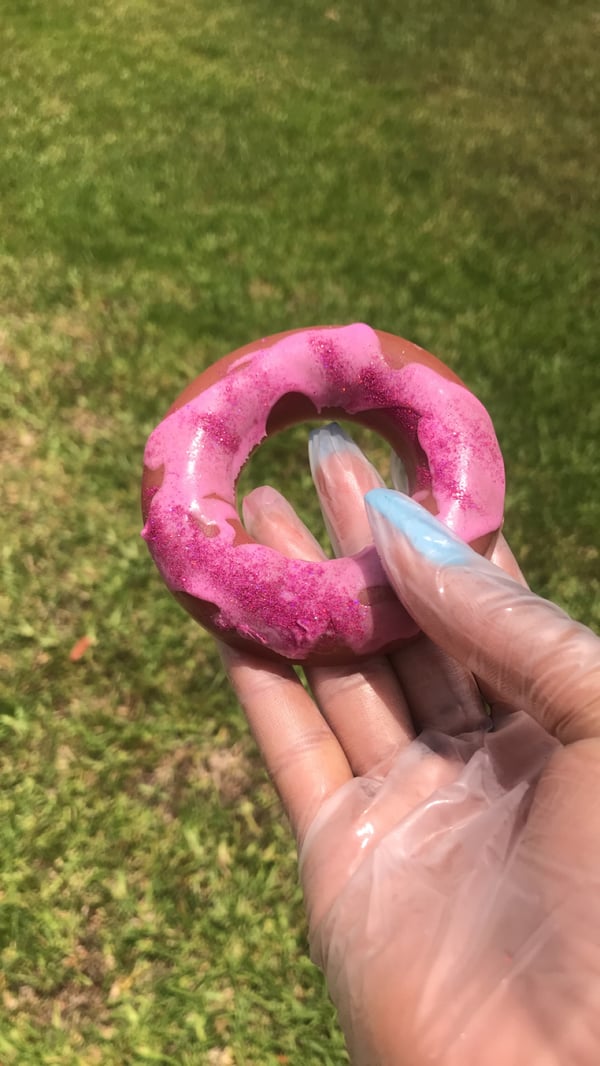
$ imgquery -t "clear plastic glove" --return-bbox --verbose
[220,425,600,1066]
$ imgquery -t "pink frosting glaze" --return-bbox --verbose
[142,324,504,661]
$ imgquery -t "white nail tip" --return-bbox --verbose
[308,422,359,477]
[390,451,409,493]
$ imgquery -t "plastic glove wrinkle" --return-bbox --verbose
[300,729,569,1064]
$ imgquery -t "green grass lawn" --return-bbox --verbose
[1,0,598,1062]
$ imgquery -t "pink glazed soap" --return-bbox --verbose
[141,325,504,663]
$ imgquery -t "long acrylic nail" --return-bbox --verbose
[365,489,475,567]
[389,451,409,493]
[309,422,372,475]
[242,485,285,527]
[242,486,325,560]
[309,424,384,556]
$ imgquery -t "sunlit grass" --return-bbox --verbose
[1,0,598,1061]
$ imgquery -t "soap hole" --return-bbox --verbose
[236,419,396,558]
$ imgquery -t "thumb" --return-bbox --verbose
[365,490,600,745]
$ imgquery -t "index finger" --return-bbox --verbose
[366,490,600,745]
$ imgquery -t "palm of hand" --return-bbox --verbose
[221,435,600,1065]
[301,718,600,1065]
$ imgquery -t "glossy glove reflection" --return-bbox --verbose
[220,425,600,1066]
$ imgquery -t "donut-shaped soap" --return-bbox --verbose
[142,324,504,663]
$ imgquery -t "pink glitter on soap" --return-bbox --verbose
[310,335,349,396]
[201,412,240,454]
[357,364,394,410]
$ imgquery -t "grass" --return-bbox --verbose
[1,0,598,1061]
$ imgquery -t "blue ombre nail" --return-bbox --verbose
[308,422,358,477]
[365,489,475,566]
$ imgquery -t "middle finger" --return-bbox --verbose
[243,444,415,772]
[313,425,488,737]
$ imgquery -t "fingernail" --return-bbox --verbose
[365,489,475,567]
[242,485,284,527]
[309,423,385,491]
[309,424,384,556]
[390,451,409,493]
[242,485,325,560]
[309,423,363,476]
